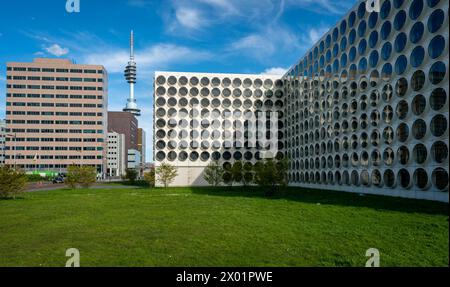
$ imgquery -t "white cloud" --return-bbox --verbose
[83,43,212,74]
[175,7,205,30]
[261,67,287,76]
[44,44,70,57]
[307,26,330,44]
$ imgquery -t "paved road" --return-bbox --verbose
[26,183,137,192]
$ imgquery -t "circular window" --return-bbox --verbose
[358,39,367,55]
[381,0,391,19]
[428,35,445,59]
[179,87,188,96]
[156,86,166,96]
[396,100,409,119]
[369,31,378,48]
[190,77,199,86]
[430,114,448,137]
[412,94,426,115]
[398,146,410,165]
[156,151,166,161]
[222,78,231,87]
[394,0,404,9]
[380,21,392,40]
[430,88,447,111]
[381,63,393,81]
[369,50,379,68]
[394,10,406,31]
[167,76,177,86]
[409,0,423,20]
[156,76,166,85]
[179,76,188,86]
[156,97,166,106]
[410,22,424,44]
[414,168,428,189]
[413,119,427,139]
[200,77,210,86]
[428,9,444,33]
[395,77,408,97]
[429,61,446,84]
[358,58,368,74]
[410,46,425,68]
[413,143,428,164]
[432,168,449,190]
[411,70,425,91]
[369,11,378,28]
[432,141,448,163]
[395,55,408,75]
[397,122,410,142]
[395,32,407,53]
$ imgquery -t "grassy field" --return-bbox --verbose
[0,186,448,267]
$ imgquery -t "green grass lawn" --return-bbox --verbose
[0,186,448,267]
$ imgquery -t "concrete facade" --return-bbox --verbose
[137,128,146,165]
[107,132,126,177]
[5,58,108,174]
[153,0,449,202]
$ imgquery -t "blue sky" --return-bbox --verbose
[0,0,357,161]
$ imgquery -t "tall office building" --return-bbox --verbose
[154,0,449,202]
[0,120,6,166]
[108,111,138,170]
[5,58,108,174]
[107,131,126,177]
[153,72,283,186]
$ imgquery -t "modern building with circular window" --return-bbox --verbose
[154,0,448,202]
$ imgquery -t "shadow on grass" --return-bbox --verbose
[189,186,449,216]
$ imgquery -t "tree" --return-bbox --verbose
[66,165,79,189]
[156,162,178,188]
[78,166,97,188]
[125,168,138,184]
[144,167,156,188]
[203,161,224,186]
[222,162,233,187]
[254,158,288,195]
[0,166,27,199]
[231,161,243,184]
[242,162,254,186]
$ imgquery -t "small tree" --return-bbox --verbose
[78,166,97,188]
[254,158,288,196]
[0,166,27,199]
[203,160,224,186]
[66,165,79,189]
[144,167,156,188]
[156,162,178,188]
[231,161,243,185]
[125,168,138,184]
[222,172,233,187]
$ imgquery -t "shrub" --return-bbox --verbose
[242,162,254,186]
[125,169,138,184]
[66,165,97,189]
[222,172,233,187]
[254,158,288,196]
[144,168,156,187]
[231,161,243,184]
[26,174,44,182]
[0,166,27,199]
[203,161,224,186]
[156,162,178,188]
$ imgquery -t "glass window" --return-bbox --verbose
[368,12,378,28]
[395,55,408,75]
[382,63,393,80]
[410,46,425,68]
[411,70,426,91]
[369,31,378,48]
[395,32,407,52]
[358,20,367,37]
[381,0,391,19]
[380,21,392,40]
[429,61,446,84]
[428,35,445,59]
[333,43,339,57]
[340,53,348,67]
[412,94,426,115]
[358,1,366,19]
[349,47,356,62]
[358,58,368,74]
[410,22,424,44]
[358,39,367,55]
[430,88,447,110]
[394,10,407,31]
[332,27,339,41]
[381,42,392,60]
[430,114,447,137]
[340,36,347,51]
[369,50,379,68]
[349,11,356,27]
[428,9,444,33]
[340,20,347,34]
[349,29,356,45]
[409,0,423,20]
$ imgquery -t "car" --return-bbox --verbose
[52,177,65,184]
